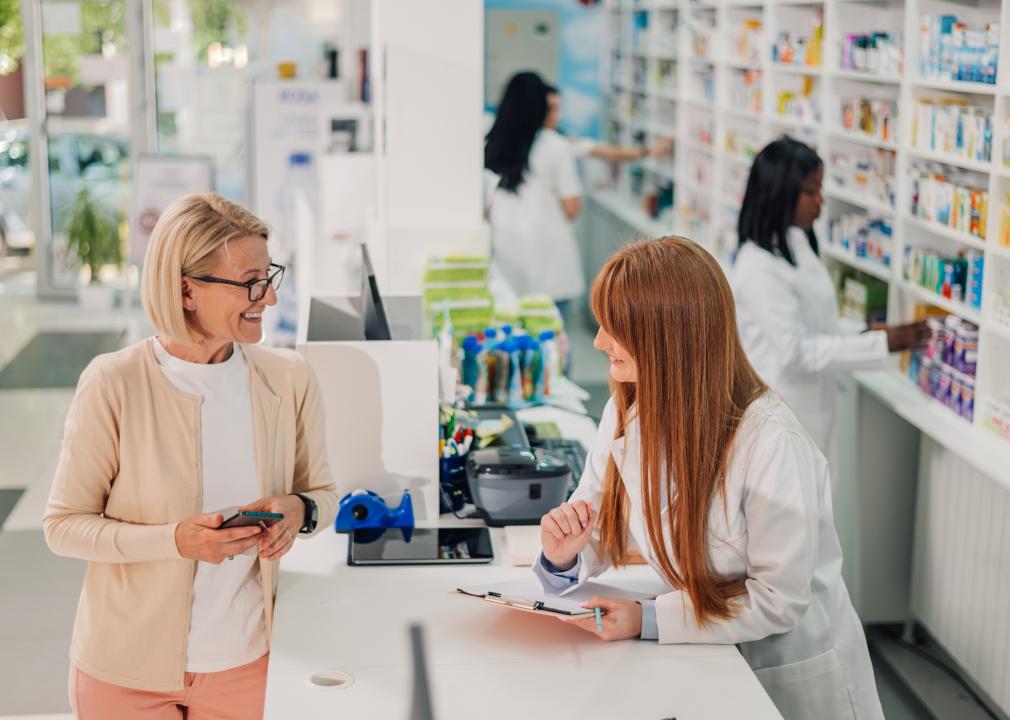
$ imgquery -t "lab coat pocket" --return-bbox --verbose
[754,647,857,720]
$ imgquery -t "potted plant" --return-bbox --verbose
[65,185,122,310]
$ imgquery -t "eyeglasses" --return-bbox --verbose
[185,263,286,302]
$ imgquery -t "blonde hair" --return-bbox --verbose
[141,193,269,344]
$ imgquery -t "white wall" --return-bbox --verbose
[370,0,489,295]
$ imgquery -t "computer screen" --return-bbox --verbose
[361,243,392,341]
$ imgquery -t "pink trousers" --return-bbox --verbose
[69,654,269,719]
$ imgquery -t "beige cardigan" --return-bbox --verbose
[43,339,339,692]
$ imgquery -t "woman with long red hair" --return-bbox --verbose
[535,237,883,719]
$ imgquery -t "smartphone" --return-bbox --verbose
[219,511,284,529]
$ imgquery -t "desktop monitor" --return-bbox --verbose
[361,243,392,341]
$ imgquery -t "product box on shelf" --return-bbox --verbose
[907,314,978,421]
[909,168,988,240]
[841,32,901,76]
[828,214,893,267]
[903,245,985,308]
[912,99,992,163]
[839,96,897,142]
[918,15,999,85]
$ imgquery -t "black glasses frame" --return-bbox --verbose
[186,263,285,302]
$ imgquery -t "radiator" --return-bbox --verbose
[911,437,1010,714]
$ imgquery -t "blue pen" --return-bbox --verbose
[594,607,603,633]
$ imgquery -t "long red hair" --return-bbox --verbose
[590,237,767,626]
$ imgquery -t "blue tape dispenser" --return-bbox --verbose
[335,489,414,543]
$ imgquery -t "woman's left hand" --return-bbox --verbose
[566,596,643,641]
[239,495,305,562]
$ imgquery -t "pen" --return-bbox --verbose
[595,607,603,633]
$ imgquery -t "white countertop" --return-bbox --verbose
[264,398,780,719]
[265,528,782,720]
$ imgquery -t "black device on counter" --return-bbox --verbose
[347,527,494,565]
[465,447,572,526]
[361,244,391,341]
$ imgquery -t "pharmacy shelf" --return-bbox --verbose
[830,69,902,85]
[906,147,992,175]
[591,190,670,240]
[823,183,896,216]
[723,58,762,71]
[653,88,680,102]
[821,243,893,282]
[827,128,898,152]
[898,280,983,325]
[723,151,754,166]
[771,63,823,77]
[602,0,1010,464]
[903,215,987,252]
[682,138,715,155]
[641,158,678,180]
[767,114,820,133]
[646,121,678,137]
[911,76,998,96]
[853,369,1010,490]
[720,105,761,122]
[684,98,716,111]
[689,57,717,69]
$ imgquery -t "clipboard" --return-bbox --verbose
[456,578,652,619]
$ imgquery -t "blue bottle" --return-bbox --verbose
[461,336,479,397]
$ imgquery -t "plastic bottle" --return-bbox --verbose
[272,152,318,347]
[473,341,489,405]
[538,330,556,397]
[520,336,538,401]
[492,343,510,405]
[461,336,479,397]
[482,328,499,395]
[507,340,524,407]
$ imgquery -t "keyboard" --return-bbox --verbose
[531,437,588,493]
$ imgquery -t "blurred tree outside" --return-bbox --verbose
[189,0,247,61]
[43,1,126,86]
[0,0,24,76]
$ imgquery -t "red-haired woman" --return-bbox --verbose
[535,237,883,720]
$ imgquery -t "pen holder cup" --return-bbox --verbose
[439,454,470,514]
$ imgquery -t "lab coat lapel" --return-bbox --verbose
[610,417,657,567]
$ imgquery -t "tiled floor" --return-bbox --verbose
[0,270,937,719]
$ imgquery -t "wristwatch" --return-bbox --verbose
[293,493,318,534]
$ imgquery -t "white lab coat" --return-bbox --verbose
[486,128,585,300]
[564,394,884,720]
[730,227,889,451]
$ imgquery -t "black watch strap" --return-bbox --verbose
[293,493,318,534]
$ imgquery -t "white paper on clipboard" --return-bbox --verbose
[456,577,652,618]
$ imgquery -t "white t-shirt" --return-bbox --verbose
[487,128,586,300]
[151,338,269,673]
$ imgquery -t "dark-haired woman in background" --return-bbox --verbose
[731,138,928,451]
[484,71,670,325]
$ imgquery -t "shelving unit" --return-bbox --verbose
[600,0,1010,457]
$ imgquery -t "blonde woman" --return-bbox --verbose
[536,238,883,719]
[44,193,338,719]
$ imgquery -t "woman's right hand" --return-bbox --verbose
[885,320,932,352]
[540,500,596,572]
[175,513,264,564]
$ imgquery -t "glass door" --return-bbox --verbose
[25,0,132,297]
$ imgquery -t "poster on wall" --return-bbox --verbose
[129,154,214,265]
